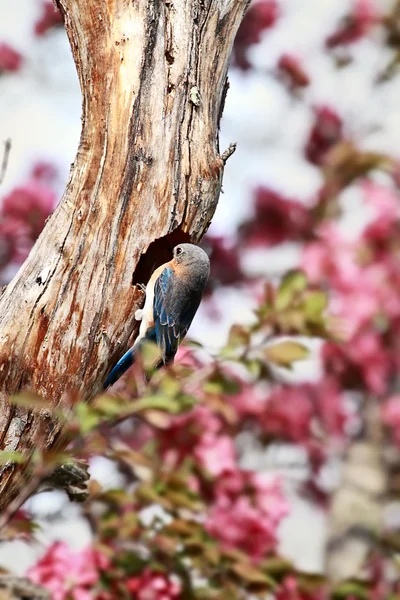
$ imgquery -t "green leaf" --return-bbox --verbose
[94,395,123,417]
[203,372,241,396]
[227,324,250,349]
[160,376,181,397]
[140,339,160,369]
[230,562,275,588]
[303,290,328,320]
[182,339,204,349]
[75,403,100,434]
[276,271,307,311]
[0,450,25,465]
[265,340,309,367]
[332,582,370,600]
[131,395,181,414]
[243,359,262,378]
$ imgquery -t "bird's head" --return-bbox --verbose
[173,243,210,272]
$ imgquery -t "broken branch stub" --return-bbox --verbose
[0,0,250,510]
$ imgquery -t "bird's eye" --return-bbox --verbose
[176,247,183,255]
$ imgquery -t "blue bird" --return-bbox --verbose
[104,243,210,388]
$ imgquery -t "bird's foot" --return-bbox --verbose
[137,283,146,293]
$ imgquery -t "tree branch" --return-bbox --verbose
[0,0,250,510]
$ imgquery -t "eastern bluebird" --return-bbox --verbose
[104,243,210,388]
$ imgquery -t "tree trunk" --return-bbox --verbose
[325,397,388,581]
[0,0,249,511]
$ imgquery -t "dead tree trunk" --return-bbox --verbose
[0,0,249,511]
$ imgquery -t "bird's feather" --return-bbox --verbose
[153,266,200,363]
[103,329,157,389]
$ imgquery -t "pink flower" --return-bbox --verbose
[0,43,23,73]
[260,385,313,443]
[324,332,392,395]
[0,218,30,267]
[203,235,245,290]
[27,542,109,600]
[159,405,221,470]
[2,179,55,240]
[160,404,238,477]
[325,0,379,48]
[32,162,59,185]
[126,569,181,599]
[382,396,400,446]
[240,187,311,248]
[277,54,310,89]
[206,471,289,562]
[276,575,327,599]
[231,384,265,419]
[233,0,279,70]
[207,496,277,561]
[305,106,343,166]
[260,381,347,444]
[195,433,236,477]
[35,1,64,36]
[362,180,400,242]
[249,472,290,526]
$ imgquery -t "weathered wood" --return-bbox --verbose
[0,0,249,511]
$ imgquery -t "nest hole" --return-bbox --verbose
[132,229,191,288]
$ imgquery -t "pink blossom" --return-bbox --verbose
[27,542,109,600]
[348,331,391,394]
[325,0,379,48]
[276,575,327,599]
[0,43,23,73]
[207,495,277,561]
[230,383,265,419]
[240,187,311,248]
[160,404,237,477]
[305,106,343,166]
[35,1,64,36]
[301,223,398,338]
[277,54,311,89]
[32,162,59,185]
[2,179,55,240]
[260,385,314,443]
[323,332,392,395]
[233,0,279,70]
[249,472,290,526]
[159,405,221,470]
[206,471,289,562]
[362,180,400,242]
[204,235,245,290]
[126,569,181,600]
[312,378,348,437]
[260,381,347,444]
[0,218,30,267]
[195,433,236,477]
[382,396,400,446]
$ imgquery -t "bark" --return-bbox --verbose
[0,0,249,511]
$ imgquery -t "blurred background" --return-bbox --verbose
[1,0,400,597]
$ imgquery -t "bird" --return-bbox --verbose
[104,243,210,388]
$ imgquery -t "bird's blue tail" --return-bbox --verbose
[104,347,136,389]
[104,329,157,389]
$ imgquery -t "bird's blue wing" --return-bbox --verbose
[153,267,199,364]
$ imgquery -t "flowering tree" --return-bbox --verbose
[1,0,400,599]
